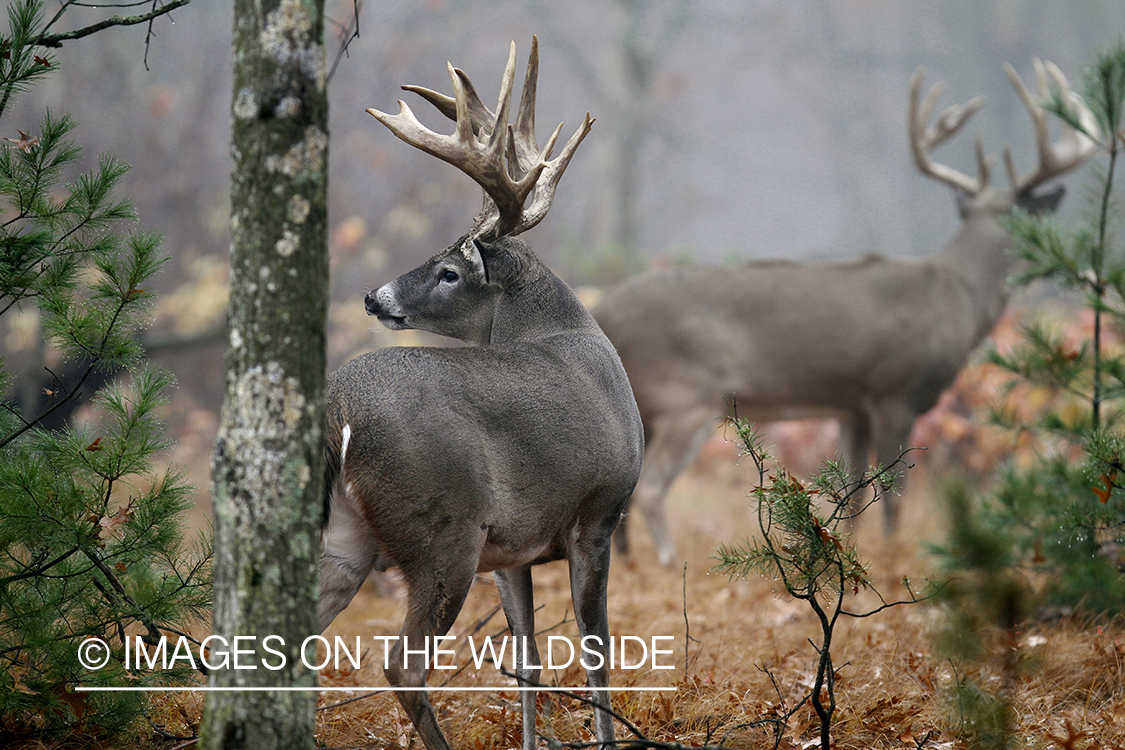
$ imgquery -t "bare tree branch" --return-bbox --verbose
[326,0,361,85]
[34,0,191,49]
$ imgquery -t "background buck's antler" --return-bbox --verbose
[366,36,594,240]
[908,68,989,195]
[1002,58,1100,195]
[910,59,1099,200]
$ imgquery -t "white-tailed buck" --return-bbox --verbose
[318,38,643,750]
[595,60,1098,566]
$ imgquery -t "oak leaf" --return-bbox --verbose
[97,502,134,541]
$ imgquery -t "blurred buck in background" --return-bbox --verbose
[319,38,643,750]
[596,60,1098,567]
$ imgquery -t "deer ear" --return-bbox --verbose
[1015,184,1066,216]
[473,238,523,289]
[458,236,488,282]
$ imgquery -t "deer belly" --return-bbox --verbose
[476,535,563,572]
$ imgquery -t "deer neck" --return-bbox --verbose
[936,210,1016,333]
[488,261,596,345]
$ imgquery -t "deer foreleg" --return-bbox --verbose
[871,402,917,534]
[837,412,873,493]
[837,412,874,529]
[494,566,540,750]
[388,548,482,750]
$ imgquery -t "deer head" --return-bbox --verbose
[909,58,1099,218]
[363,36,594,346]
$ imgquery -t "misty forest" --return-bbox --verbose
[4,1,1125,748]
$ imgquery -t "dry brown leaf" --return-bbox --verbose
[97,501,134,541]
[5,129,38,152]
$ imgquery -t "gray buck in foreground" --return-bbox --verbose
[596,60,1098,567]
[318,39,643,750]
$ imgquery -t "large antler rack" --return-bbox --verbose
[366,36,594,240]
[909,59,1099,200]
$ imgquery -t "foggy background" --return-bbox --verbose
[6,0,1125,494]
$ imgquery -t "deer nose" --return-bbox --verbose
[364,290,381,316]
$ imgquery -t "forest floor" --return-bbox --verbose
[152,422,1125,750]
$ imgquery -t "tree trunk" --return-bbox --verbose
[201,1,327,748]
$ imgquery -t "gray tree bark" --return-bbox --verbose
[201,1,328,747]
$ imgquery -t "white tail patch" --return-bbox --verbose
[338,423,356,504]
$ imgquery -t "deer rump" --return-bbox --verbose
[323,334,639,573]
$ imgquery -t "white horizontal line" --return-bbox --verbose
[75,686,677,693]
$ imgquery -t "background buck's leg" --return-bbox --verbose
[386,547,482,750]
[624,407,717,566]
[493,566,540,750]
[568,527,617,749]
[836,412,873,521]
[871,401,917,534]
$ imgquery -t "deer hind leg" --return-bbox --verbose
[387,546,482,750]
[568,524,617,748]
[621,407,717,566]
[493,566,540,750]
[319,498,382,632]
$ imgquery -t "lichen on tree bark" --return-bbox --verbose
[201,1,328,747]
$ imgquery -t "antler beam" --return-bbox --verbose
[366,36,593,239]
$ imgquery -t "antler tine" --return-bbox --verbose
[509,35,541,175]
[401,73,494,136]
[909,67,989,195]
[365,95,461,164]
[364,61,484,163]
[511,112,594,235]
[502,36,596,234]
[398,44,517,140]
[974,136,992,189]
[491,42,518,146]
[1004,58,1100,194]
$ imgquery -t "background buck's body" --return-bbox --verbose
[318,41,643,750]
[597,213,1011,563]
[597,60,1097,566]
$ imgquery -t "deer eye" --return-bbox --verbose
[440,269,459,284]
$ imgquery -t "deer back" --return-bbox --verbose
[595,256,985,419]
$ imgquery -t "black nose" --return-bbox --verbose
[364,290,379,316]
